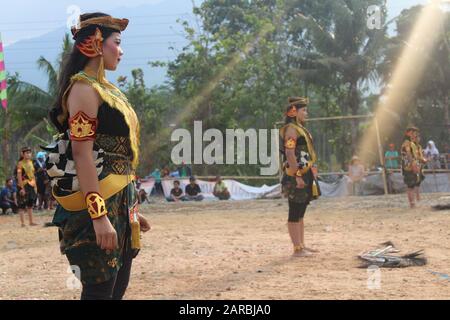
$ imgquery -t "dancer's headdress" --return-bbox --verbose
[70,16,129,83]
[285,97,309,118]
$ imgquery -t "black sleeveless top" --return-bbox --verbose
[95,102,133,176]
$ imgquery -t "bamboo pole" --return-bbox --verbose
[375,117,389,195]
[274,123,283,182]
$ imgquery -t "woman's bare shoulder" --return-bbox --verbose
[67,81,101,117]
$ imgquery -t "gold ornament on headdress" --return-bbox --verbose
[76,27,103,58]
[75,28,106,83]
[285,105,297,118]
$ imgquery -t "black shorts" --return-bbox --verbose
[288,201,308,222]
[18,184,37,209]
[403,171,421,189]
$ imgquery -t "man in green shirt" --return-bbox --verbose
[213,176,230,200]
[385,143,400,169]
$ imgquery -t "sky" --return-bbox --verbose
[0,0,430,46]
[0,0,434,88]
[0,0,178,45]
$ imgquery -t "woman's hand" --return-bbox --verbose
[92,215,118,251]
[138,213,151,233]
[312,166,318,179]
[296,176,305,189]
[19,189,25,196]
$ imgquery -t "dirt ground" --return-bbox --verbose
[1,193,450,300]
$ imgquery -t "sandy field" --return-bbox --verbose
[1,193,450,300]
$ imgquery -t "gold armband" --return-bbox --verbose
[285,137,297,150]
[69,111,98,141]
[85,192,107,220]
[285,166,298,177]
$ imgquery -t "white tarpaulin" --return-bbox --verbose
[141,173,450,201]
[139,179,155,195]
[160,179,280,201]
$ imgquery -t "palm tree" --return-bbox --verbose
[0,34,73,176]
[380,5,450,145]
[285,0,388,156]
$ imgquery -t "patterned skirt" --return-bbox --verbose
[281,170,315,204]
[52,182,138,285]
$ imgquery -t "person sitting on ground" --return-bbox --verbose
[138,189,150,204]
[185,176,204,201]
[1,178,18,215]
[167,180,186,202]
[213,176,230,200]
[348,155,366,196]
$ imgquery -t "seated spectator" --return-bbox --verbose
[1,178,18,215]
[185,176,204,201]
[138,189,150,204]
[166,180,186,202]
[213,176,230,200]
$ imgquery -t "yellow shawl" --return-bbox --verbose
[59,71,140,169]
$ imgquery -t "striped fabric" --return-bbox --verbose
[0,32,7,110]
[42,131,105,192]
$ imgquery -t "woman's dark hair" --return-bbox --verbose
[50,12,120,133]
[284,106,296,124]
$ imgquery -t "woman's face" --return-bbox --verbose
[102,32,123,71]
[23,151,32,160]
[296,107,308,123]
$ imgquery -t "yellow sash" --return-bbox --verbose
[18,160,36,188]
[280,122,317,164]
[58,71,140,169]
[53,174,135,212]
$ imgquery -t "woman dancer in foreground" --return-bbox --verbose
[48,12,150,299]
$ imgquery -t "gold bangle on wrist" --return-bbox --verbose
[287,168,298,177]
[85,192,108,220]
[296,169,303,177]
